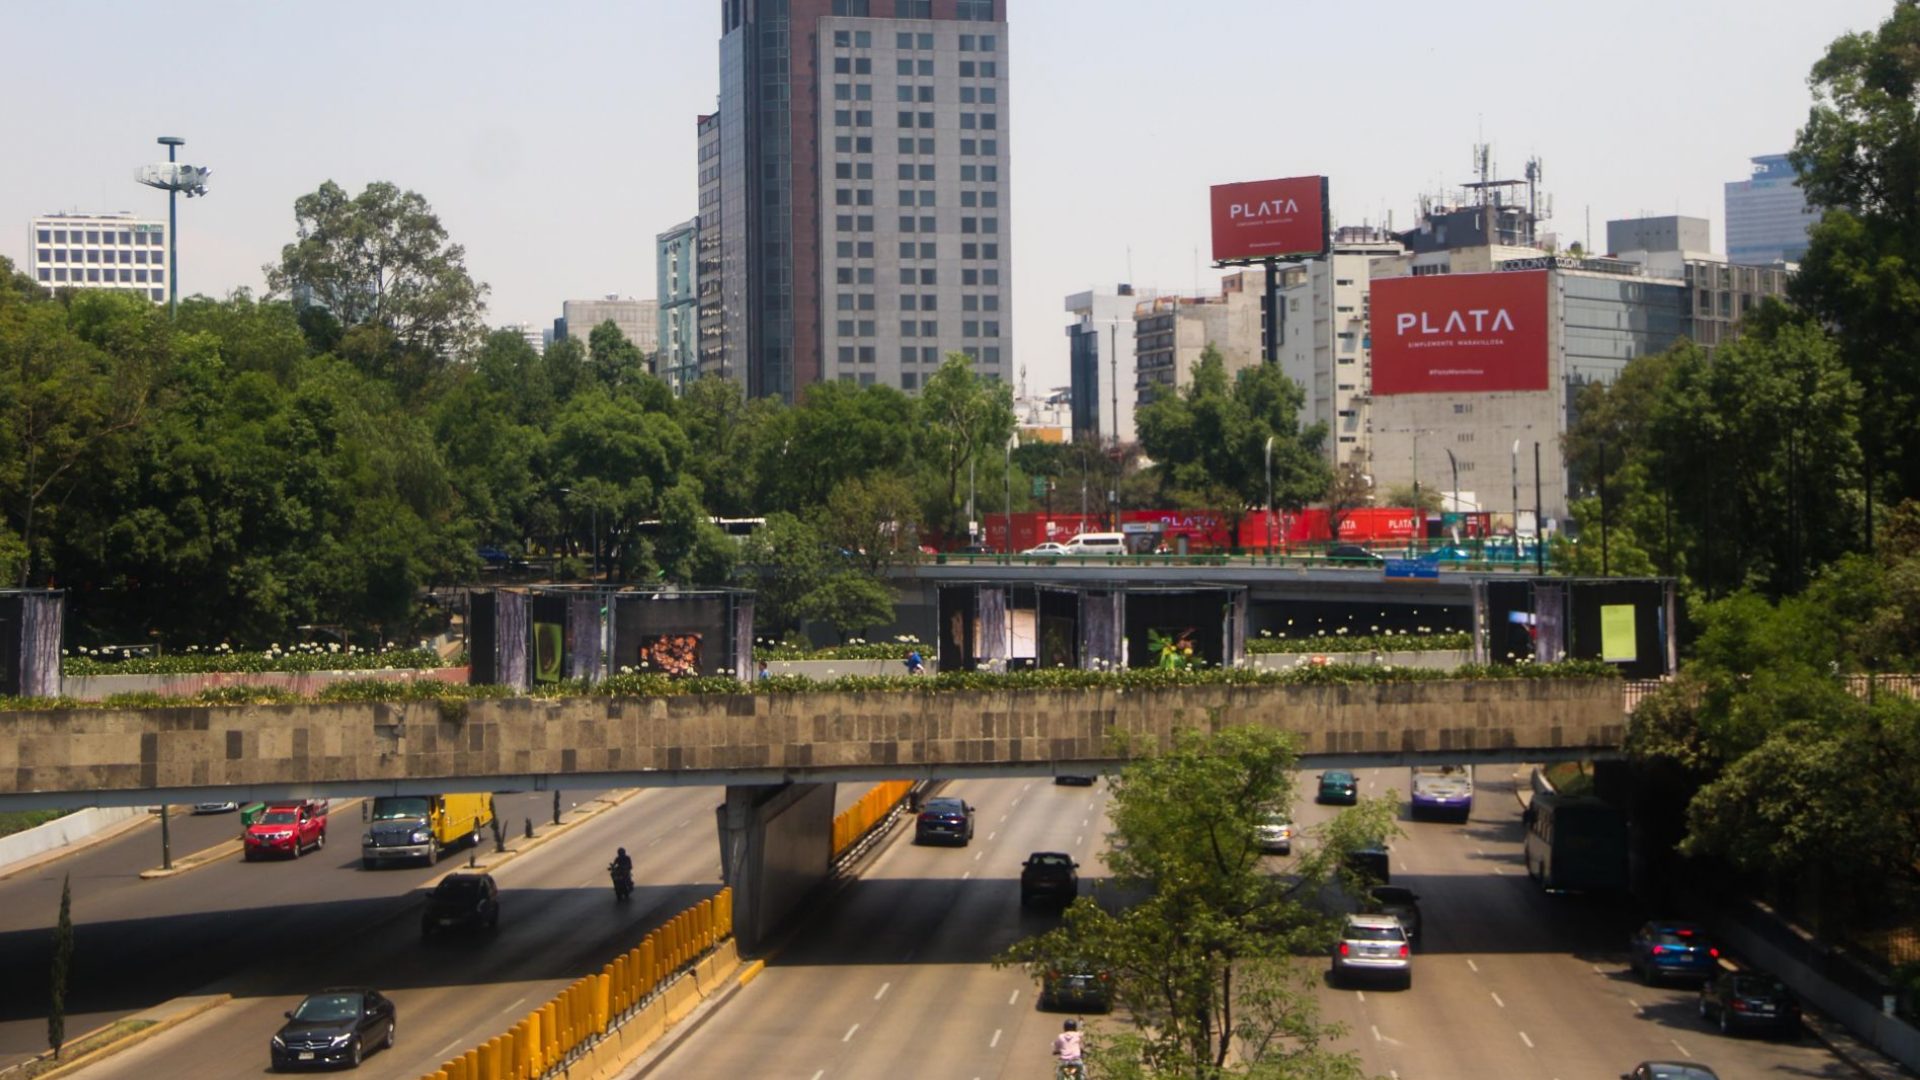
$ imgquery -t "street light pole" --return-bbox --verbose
[1264,435,1276,557]
[1004,434,1017,555]
[136,136,210,319]
[1511,438,1522,546]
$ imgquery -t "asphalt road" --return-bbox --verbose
[0,786,712,1074]
[649,769,1861,1080]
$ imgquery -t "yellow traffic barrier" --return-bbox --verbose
[462,1047,480,1080]
[523,1012,541,1077]
[478,1038,498,1080]
[541,1001,557,1066]
[595,971,612,1032]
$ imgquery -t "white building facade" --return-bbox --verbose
[1064,285,1157,443]
[28,212,166,301]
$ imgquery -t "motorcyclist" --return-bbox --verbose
[1052,1019,1083,1077]
[611,847,633,877]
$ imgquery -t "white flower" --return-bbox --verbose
[1370,625,1379,632]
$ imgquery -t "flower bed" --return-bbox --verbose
[751,636,925,661]
[1246,630,1471,655]
[0,660,1618,712]
[62,644,443,675]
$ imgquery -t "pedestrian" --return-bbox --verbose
[904,649,925,675]
[757,659,770,680]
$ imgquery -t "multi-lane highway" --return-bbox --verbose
[0,787,721,1076]
[650,769,1860,1080]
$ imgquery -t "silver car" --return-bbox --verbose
[1331,914,1412,988]
[1254,812,1293,855]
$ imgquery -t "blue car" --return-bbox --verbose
[1629,921,1723,984]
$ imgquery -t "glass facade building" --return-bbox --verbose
[1725,154,1814,266]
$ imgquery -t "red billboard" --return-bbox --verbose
[1210,175,1329,262]
[1370,271,1550,395]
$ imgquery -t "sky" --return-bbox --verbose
[1,1,1894,396]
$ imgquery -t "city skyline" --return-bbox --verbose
[0,0,1891,394]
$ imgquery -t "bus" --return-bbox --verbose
[1409,764,1473,821]
[1522,788,1629,893]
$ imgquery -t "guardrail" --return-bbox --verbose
[833,780,914,861]
[416,887,733,1080]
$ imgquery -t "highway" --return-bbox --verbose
[0,787,719,1076]
[649,770,1860,1080]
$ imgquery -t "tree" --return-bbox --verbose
[1792,2,1920,512]
[652,479,737,587]
[1380,484,1440,514]
[917,356,1016,539]
[587,320,650,391]
[265,180,489,374]
[1322,462,1373,543]
[812,474,925,577]
[1136,347,1329,547]
[758,380,922,513]
[799,573,896,643]
[676,375,773,518]
[1001,727,1393,1079]
[0,288,158,586]
[49,872,72,1058]
[738,513,830,637]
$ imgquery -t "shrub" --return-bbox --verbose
[1246,630,1472,655]
[64,645,443,676]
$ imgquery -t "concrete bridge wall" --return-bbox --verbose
[0,678,1624,810]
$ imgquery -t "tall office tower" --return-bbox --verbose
[695,113,730,381]
[714,0,1010,400]
[1725,154,1815,265]
[657,217,702,394]
[28,212,167,301]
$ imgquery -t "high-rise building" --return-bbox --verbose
[1606,214,1793,352]
[1064,285,1158,443]
[1725,154,1814,266]
[499,322,546,355]
[560,296,659,366]
[1273,230,1404,468]
[27,212,167,301]
[695,113,729,382]
[711,0,1010,400]
[1132,272,1264,415]
[657,218,701,393]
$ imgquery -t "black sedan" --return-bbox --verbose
[421,872,501,936]
[271,988,395,1071]
[1699,970,1800,1036]
[914,796,976,845]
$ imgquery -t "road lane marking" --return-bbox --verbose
[1082,818,1089,826]
[1477,848,1486,856]
[963,870,971,880]
[1011,799,1022,809]
[1491,992,1505,1008]
[811,1071,824,1080]
[990,1028,1002,1048]
[1628,998,1643,1011]
[989,831,998,841]
[1466,959,1479,973]
[1075,834,1084,845]
[1371,1025,1383,1042]
[843,1024,860,1042]
[1000,815,1008,823]
[436,1038,465,1058]
[679,818,691,827]
[1495,866,1508,874]
[1592,963,1605,974]
[1009,990,1020,1005]
[1356,991,1367,1003]
[875,982,890,1000]
[975,851,984,861]
[1672,1040,1691,1058]
[1518,1031,1534,1048]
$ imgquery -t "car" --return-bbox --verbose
[1020,852,1080,909]
[1698,969,1799,1036]
[1326,543,1386,565]
[245,801,328,861]
[1415,544,1479,565]
[1059,532,1128,556]
[914,796,975,845]
[953,543,996,555]
[1254,811,1293,855]
[1345,844,1391,885]
[1367,885,1422,946]
[421,872,501,937]
[1331,913,1411,988]
[476,546,530,572]
[1629,921,1724,985]
[270,988,396,1071]
[1039,964,1113,1012]
[193,800,240,814]
[1621,1063,1721,1080]
[1053,772,1097,786]
[1316,770,1359,805]
[1023,542,1071,556]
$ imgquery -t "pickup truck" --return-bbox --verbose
[244,800,328,860]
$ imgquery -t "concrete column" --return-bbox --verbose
[715,782,835,953]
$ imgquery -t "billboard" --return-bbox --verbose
[1210,175,1329,262]
[1370,271,1550,395]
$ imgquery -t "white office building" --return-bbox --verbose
[1065,285,1158,443]
[1273,230,1405,468]
[28,212,166,301]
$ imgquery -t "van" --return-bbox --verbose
[1061,532,1127,556]
[361,792,496,868]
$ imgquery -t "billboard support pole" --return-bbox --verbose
[1263,258,1280,365]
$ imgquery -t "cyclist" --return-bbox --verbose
[1052,1019,1084,1078]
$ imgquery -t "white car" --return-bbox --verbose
[1255,812,1293,855]
[1023,542,1070,556]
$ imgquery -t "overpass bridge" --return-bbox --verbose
[1,677,1623,946]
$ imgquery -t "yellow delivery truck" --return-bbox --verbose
[361,792,496,868]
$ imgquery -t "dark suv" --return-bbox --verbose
[1020,852,1080,909]
[421,873,500,936]
[1629,921,1722,984]
[914,797,975,845]
[1699,969,1799,1036]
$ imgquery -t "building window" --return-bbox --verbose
[36,229,50,243]
[1452,403,1473,414]
[902,372,919,390]
[960,60,975,77]
[859,320,876,336]
[895,0,931,15]
[37,268,49,282]
[957,0,993,19]
[921,320,937,337]
[959,34,975,51]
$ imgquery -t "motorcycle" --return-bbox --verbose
[608,861,634,902]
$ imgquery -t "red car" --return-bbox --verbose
[244,800,328,860]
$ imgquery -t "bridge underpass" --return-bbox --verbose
[1,677,1624,948]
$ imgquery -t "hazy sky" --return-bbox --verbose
[2,1,1892,394]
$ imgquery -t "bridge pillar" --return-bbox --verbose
[715,782,835,953]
